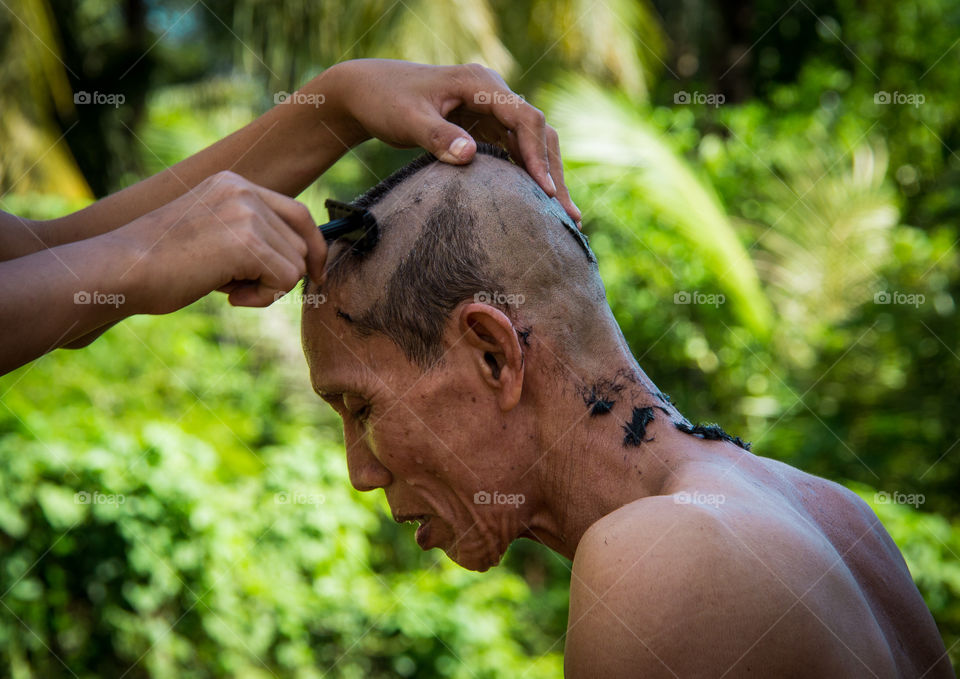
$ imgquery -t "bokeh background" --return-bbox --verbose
[1,0,959,676]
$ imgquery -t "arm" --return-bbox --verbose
[0,231,141,371]
[0,171,323,374]
[16,67,359,256]
[0,59,581,374]
[14,60,580,258]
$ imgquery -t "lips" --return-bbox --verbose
[393,513,435,549]
[415,517,433,549]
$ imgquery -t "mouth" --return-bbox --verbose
[393,513,435,549]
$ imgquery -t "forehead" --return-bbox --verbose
[301,292,416,395]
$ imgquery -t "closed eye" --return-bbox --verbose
[344,395,371,423]
[320,392,372,424]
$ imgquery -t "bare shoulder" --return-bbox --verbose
[565,493,896,679]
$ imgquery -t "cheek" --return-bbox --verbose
[374,381,486,486]
[369,414,430,473]
[376,417,474,495]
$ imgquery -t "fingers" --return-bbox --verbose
[475,102,555,197]
[225,201,313,306]
[202,173,323,305]
[449,67,581,225]
[249,185,328,284]
[227,281,286,308]
[544,125,582,227]
[412,111,477,164]
[505,129,524,170]
[509,105,555,197]
[227,231,302,307]
[242,200,309,283]
[448,64,556,197]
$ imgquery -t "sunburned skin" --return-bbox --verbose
[300,150,954,678]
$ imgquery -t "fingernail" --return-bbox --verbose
[576,220,582,230]
[448,137,470,160]
[545,172,557,194]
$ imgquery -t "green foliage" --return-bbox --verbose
[3,0,960,675]
[0,300,565,678]
[541,75,774,336]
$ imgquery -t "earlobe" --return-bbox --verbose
[459,303,524,411]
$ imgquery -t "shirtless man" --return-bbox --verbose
[301,144,953,678]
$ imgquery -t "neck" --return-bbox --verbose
[520,352,708,560]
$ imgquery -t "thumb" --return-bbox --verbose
[419,115,477,164]
[227,281,286,308]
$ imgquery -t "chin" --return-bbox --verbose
[443,535,507,572]
[445,548,501,572]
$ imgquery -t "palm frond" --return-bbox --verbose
[228,0,663,96]
[751,141,898,338]
[531,0,666,98]
[541,75,773,335]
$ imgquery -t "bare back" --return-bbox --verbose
[751,456,952,677]
[566,449,954,678]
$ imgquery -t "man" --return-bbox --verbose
[0,59,578,374]
[301,145,953,677]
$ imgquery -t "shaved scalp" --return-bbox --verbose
[307,144,750,448]
[317,143,607,370]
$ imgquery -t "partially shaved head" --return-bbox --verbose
[300,144,749,572]
[300,144,645,570]
[313,143,610,371]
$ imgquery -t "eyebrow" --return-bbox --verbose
[313,380,346,398]
[314,379,371,399]
[316,383,348,398]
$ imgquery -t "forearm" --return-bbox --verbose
[0,213,49,261]
[37,65,366,248]
[0,233,141,374]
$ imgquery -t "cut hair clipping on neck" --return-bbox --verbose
[318,199,380,252]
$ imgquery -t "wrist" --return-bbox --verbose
[96,223,153,316]
[303,61,370,150]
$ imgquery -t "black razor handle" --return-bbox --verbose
[318,199,376,242]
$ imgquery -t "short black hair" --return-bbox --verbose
[345,181,497,368]
[352,143,510,210]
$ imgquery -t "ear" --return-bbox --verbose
[457,302,525,412]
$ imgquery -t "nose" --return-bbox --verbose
[344,431,393,492]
